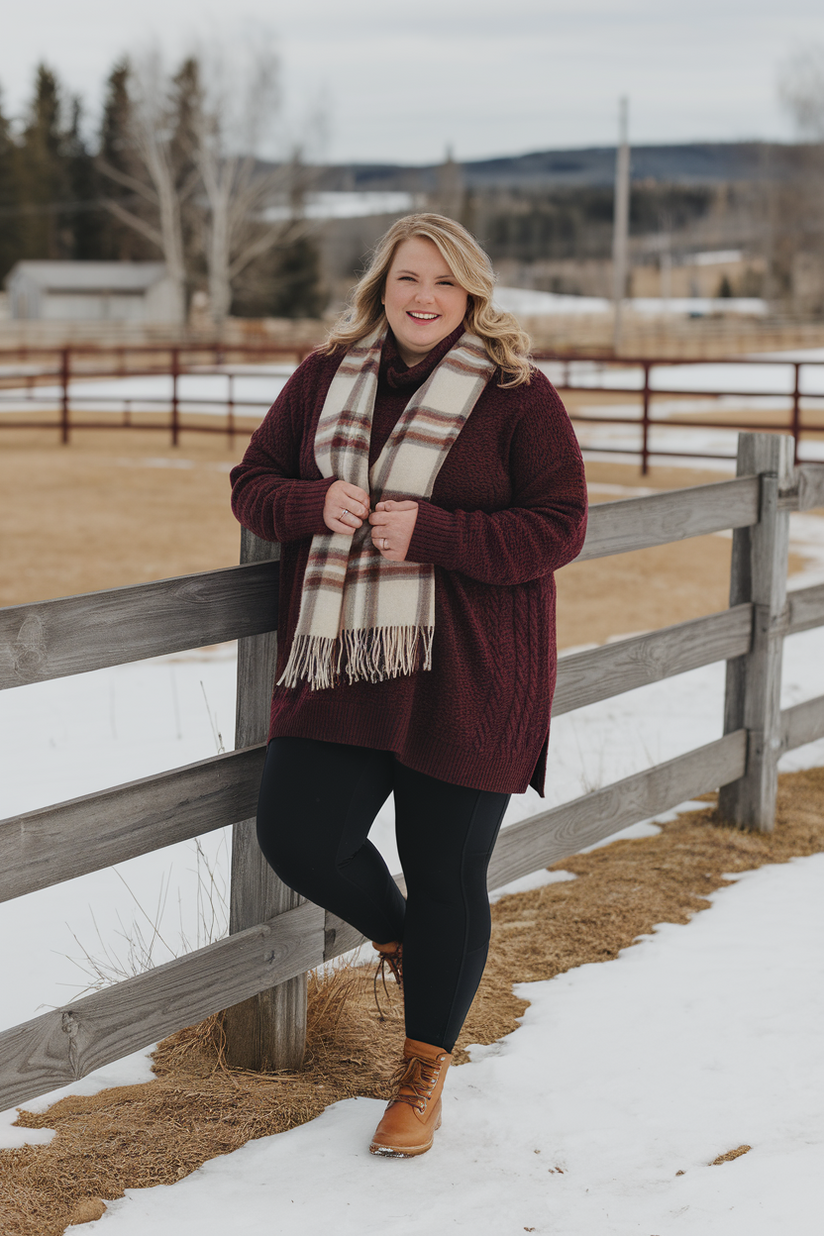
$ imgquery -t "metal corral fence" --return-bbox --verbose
[548,353,824,473]
[1,433,824,1111]
[0,342,312,447]
[1,344,823,472]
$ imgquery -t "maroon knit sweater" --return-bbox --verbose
[230,326,588,795]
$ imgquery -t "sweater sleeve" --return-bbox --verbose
[406,380,588,585]
[229,357,336,544]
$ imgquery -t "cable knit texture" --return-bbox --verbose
[230,326,588,795]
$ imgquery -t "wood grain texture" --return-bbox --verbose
[0,559,280,690]
[0,900,324,1114]
[324,913,365,963]
[780,696,824,753]
[796,463,824,512]
[223,526,307,1072]
[485,730,748,891]
[553,605,753,716]
[788,584,824,636]
[0,745,266,904]
[576,476,760,563]
[719,434,794,831]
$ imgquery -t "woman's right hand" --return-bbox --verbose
[323,479,371,535]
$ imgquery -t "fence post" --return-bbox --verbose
[227,372,235,444]
[791,362,801,465]
[60,347,70,445]
[640,361,651,476]
[717,432,794,831]
[170,347,180,447]
[221,526,308,1070]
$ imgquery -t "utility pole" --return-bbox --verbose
[612,97,630,353]
[437,144,465,221]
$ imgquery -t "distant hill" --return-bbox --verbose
[321,142,809,192]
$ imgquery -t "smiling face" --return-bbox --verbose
[381,236,469,366]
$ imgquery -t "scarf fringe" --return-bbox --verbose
[278,627,434,691]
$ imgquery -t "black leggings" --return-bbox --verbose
[256,737,510,1053]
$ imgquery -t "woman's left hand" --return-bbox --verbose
[369,500,419,561]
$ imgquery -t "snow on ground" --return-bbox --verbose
[0,368,294,420]
[494,286,769,318]
[76,855,824,1236]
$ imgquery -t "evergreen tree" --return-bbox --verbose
[64,97,100,259]
[232,235,324,319]
[16,64,71,258]
[96,60,154,260]
[0,86,22,280]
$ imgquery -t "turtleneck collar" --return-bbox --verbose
[381,324,467,390]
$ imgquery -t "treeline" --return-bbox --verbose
[0,66,105,275]
[0,60,324,320]
[473,184,718,265]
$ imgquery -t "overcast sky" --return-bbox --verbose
[2,0,822,164]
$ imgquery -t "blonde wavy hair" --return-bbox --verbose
[324,213,533,388]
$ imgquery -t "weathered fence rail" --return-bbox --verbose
[1,433,824,1112]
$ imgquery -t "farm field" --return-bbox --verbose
[0,419,765,644]
[1,406,824,1235]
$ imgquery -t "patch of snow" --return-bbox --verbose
[72,855,824,1235]
[488,868,576,904]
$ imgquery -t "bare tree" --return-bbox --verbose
[96,51,202,321]
[777,45,824,313]
[96,43,319,330]
[779,45,824,139]
[192,43,313,330]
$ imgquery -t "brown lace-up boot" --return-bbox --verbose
[369,1037,452,1158]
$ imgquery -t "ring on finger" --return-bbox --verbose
[342,508,350,518]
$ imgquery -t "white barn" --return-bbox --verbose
[4,262,183,324]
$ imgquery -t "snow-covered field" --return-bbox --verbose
[0,364,294,421]
[495,285,768,318]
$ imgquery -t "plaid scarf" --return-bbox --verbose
[279,326,495,690]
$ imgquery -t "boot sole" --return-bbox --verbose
[369,1111,441,1158]
[369,1139,433,1158]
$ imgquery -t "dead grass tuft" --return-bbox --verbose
[66,1198,107,1226]
[0,765,822,1234]
[0,962,405,1236]
[711,1144,752,1165]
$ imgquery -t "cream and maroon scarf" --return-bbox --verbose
[278,325,495,690]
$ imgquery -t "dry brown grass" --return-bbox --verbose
[710,1144,752,1165]
[0,423,746,649]
[1,766,822,1235]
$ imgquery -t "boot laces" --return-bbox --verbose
[389,1055,441,1114]
[373,943,403,1021]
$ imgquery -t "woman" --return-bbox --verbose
[230,213,587,1158]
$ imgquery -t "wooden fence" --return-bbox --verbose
[1,432,824,1112]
